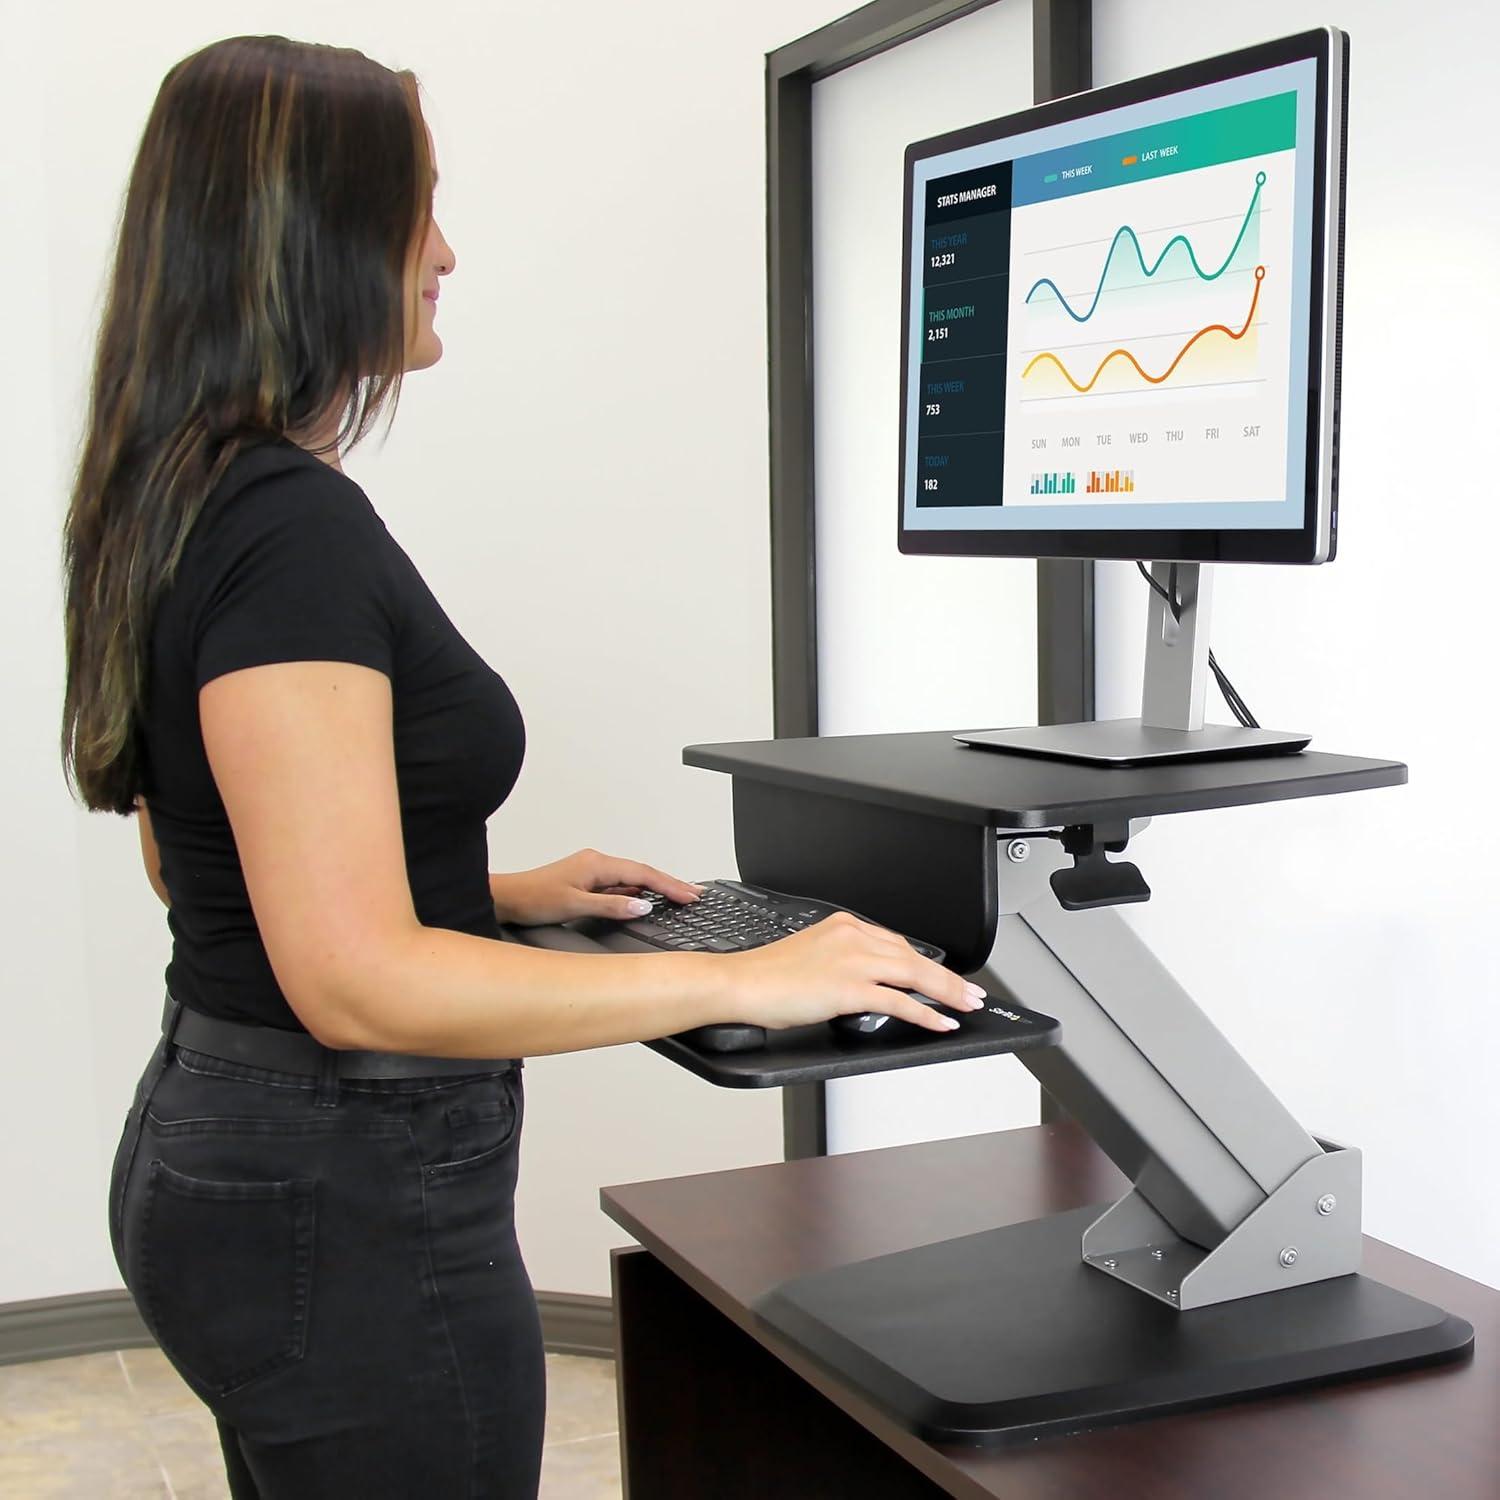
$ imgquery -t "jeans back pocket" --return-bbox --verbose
[136,1160,315,1398]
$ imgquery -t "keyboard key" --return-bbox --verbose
[609,880,945,972]
[626,920,671,940]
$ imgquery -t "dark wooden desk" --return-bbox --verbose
[603,1124,1499,1499]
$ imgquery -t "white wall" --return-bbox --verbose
[1087,0,1500,1289]
[4,0,854,1307]
[0,0,111,1302]
[15,0,1496,1311]
[810,0,1500,1290]
[812,0,1046,1154]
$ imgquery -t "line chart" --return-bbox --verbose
[1023,172,1266,324]
[1021,266,1264,396]
[988,93,1300,510]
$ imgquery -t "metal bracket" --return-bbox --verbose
[1083,1140,1362,1308]
[981,831,1361,1312]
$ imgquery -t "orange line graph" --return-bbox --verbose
[1022,265,1264,395]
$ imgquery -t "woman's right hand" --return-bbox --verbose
[718,912,987,1033]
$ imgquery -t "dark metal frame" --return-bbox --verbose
[766,0,1094,1158]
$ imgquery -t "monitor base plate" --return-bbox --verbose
[956,718,1310,766]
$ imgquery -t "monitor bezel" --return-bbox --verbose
[896,27,1346,566]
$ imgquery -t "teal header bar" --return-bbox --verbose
[1012,91,1297,206]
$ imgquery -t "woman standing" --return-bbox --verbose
[61,35,981,1499]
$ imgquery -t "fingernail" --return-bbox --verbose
[627,899,653,916]
[965,982,987,1000]
[964,994,985,1010]
[939,1015,961,1030]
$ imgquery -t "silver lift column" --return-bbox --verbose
[987,829,1360,1309]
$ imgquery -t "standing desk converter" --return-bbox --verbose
[591,730,1475,1460]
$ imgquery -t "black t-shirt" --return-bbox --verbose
[142,439,526,1030]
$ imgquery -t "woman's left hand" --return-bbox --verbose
[490,849,703,927]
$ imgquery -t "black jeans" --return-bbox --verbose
[109,1033,545,1498]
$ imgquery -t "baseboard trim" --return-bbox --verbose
[0,1287,615,1367]
[535,1290,616,1359]
[0,1290,153,1367]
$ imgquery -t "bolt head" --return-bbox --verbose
[1167,1289,1179,1301]
[1317,1194,1337,1216]
[1279,1246,1299,1268]
[1102,1258,1117,1269]
[1006,839,1031,864]
[1150,1248,1164,1260]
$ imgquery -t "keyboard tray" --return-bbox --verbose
[502,918,1060,1089]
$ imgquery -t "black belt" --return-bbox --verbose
[163,997,518,1080]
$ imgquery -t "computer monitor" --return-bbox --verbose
[897,28,1348,764]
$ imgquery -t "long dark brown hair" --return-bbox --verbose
[63,36,433,813]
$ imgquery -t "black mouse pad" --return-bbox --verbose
[646,999,1059,1089]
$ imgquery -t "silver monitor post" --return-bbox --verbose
[955,561,1310,765]
[1142,562,1211,732]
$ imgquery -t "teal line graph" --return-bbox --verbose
[1024,171,1266,325]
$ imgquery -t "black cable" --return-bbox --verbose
[1134,562,1260,729]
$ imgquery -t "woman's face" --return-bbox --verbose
[405,132,454,372]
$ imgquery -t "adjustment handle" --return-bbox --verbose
[1049,823,1151,911]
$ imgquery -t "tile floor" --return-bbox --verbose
[0,1346,623,1498]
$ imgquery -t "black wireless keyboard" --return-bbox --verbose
[620,880,946,1053]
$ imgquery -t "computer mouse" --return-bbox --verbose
[829,994,954,1042]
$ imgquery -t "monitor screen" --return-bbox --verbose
[898,29,1346,564]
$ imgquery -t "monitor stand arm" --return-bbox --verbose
[983,827,1361,1309]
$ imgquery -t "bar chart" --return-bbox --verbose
[1029,472,1077,496]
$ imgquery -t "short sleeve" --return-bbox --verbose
[191,465,398,690]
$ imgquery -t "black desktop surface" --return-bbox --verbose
[683,730,1407,828]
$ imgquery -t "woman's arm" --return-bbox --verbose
[136,800,171,908]
[200,660,977,1058]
